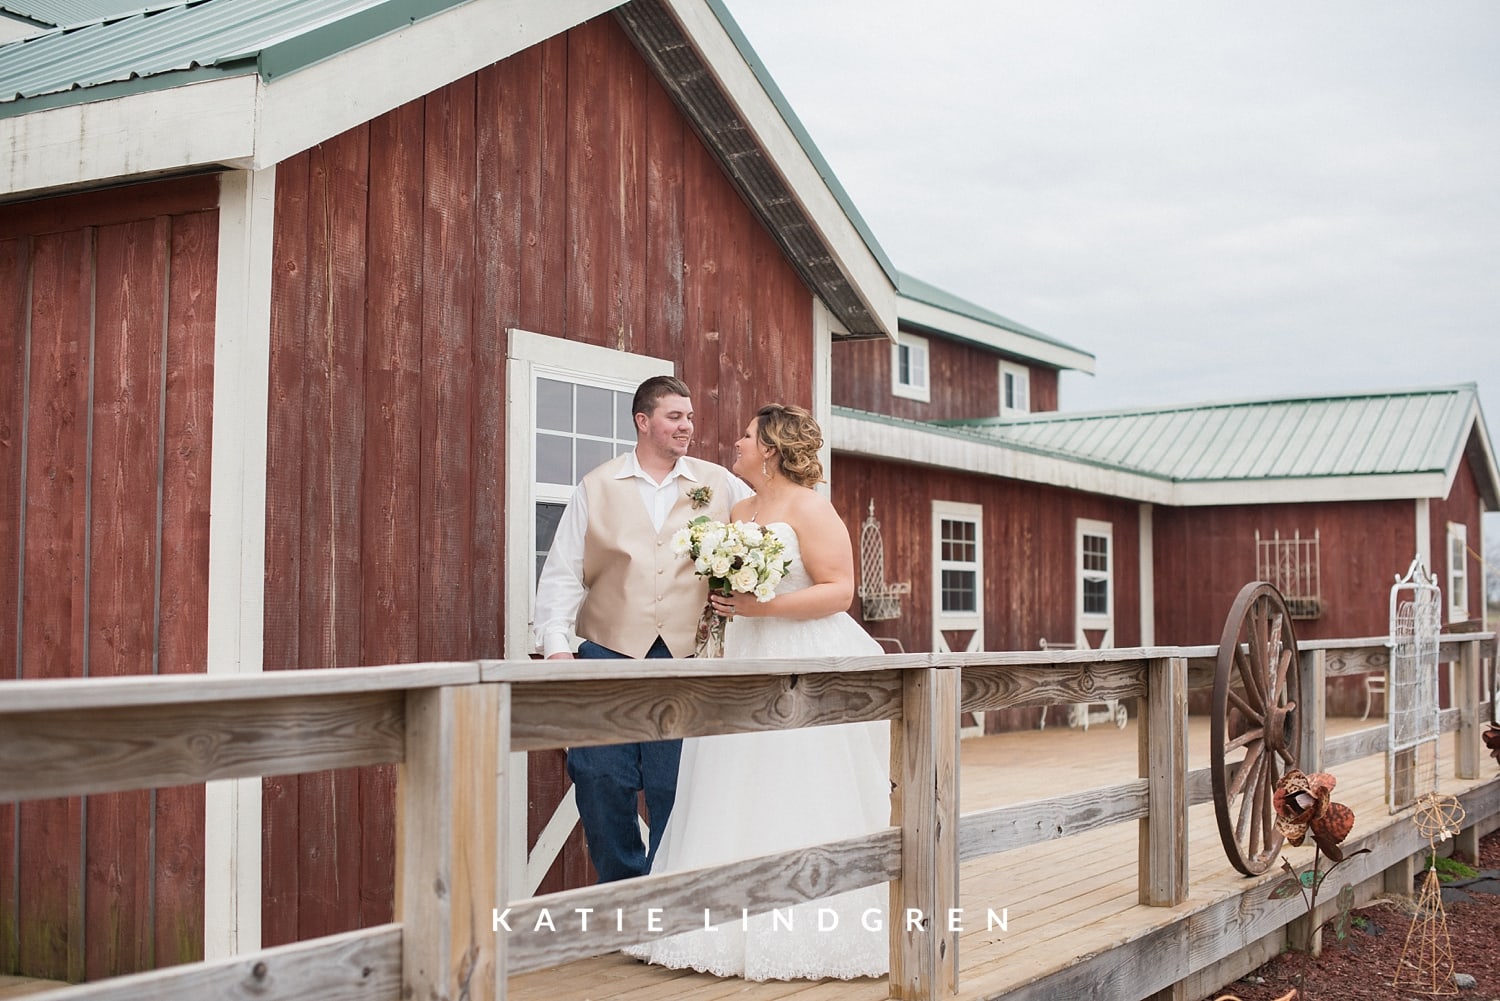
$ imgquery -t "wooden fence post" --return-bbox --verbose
[398,683,509,1001]
[1298,648,1326,774]
[889,667,959,999]
[1455,638,1481,781]
[1139,657,1187,907]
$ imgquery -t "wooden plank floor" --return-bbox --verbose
[508,715,1495,1001]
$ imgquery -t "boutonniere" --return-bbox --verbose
[688,485,713,510]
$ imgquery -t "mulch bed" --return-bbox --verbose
[1203,825,1500,1000]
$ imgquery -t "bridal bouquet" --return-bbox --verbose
[671,516,792,657]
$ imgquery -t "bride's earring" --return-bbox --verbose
[761,459,769,479]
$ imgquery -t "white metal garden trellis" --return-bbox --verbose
[858,499,909,621]
[1387,557,1442,812]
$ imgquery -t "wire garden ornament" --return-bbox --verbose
[1387,558,1441,812]
[1392,793,1465,994]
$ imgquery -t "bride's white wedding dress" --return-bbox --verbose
[625,522,890,980]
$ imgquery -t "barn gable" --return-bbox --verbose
[0,0,896,336]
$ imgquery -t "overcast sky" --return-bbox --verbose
[729,2,1500,435]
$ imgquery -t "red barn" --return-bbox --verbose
[0,0,899,979]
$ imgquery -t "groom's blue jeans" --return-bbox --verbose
[566,637,683,882]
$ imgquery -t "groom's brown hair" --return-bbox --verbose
[632,375,692,418]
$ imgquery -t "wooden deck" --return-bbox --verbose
[508,716,1500,1001]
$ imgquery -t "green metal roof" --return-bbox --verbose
[0,0,467,110]
[1,1,158,26]
[951,385,1486,484]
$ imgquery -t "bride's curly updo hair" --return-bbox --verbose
[755,403,824,487]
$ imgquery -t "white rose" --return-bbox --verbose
[731,567,759,592]
[695,556,711,574]
[710,555,732,577]
[754,582,775,601]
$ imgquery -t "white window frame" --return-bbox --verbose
[892,331,931,402]
[1447,521,1468,624]
[504,329,671,659]
[1077,519,1114,634]
[1000,360,1030,417]
[932,500,983,652]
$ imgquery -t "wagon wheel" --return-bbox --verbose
[1211,581,1301,876]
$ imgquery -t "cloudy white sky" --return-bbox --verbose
[729,1,1500,428]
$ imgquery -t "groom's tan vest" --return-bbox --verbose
[575,454,735,658]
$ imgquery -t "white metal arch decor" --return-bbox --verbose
[1387,557,1442,812]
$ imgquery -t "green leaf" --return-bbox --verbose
[1299,870,1323,888]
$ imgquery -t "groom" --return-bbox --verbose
[534,375,749,882]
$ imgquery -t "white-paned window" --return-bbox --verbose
[505,329,671,657]
[892,331,930,401]
[1000,361,1030,416]
[931,501,984,652]
[1447,522,1468,623]
[939,516,980,613]
[1078,519,1113,628]
[532,377,638,580]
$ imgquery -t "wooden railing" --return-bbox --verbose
[1,633,1494,1001]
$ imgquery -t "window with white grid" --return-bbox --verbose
[1078,519,1112,627]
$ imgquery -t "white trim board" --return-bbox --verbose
[899,296,1095,374]
[203,166,277,958]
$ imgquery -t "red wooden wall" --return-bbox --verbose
[1152,499,1416,648]
[0,176,218,979]
[831,454,1141,730]
[259,14,816,945]
[831,332,1060,420]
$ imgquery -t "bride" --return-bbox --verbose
[625,403,890,981]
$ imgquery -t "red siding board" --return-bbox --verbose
[153,208,215,968]
[84,217,167,978]
[18,228,92,981]
[418,77,477,663]
[2,182,217,979]
[261,148,309,949]
[0,236,25,973]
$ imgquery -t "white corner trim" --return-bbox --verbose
[1138,503,1154,647]
[203,166,276,958]
[1414,498,1431,572]
[254,0,622,168]
[662,0,898,339]
[899,296,1095,374]
[0,75,258,199]
[812,300,834,497]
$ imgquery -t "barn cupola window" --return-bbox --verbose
[1000,360,1030,417]
[892,331,930,402]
